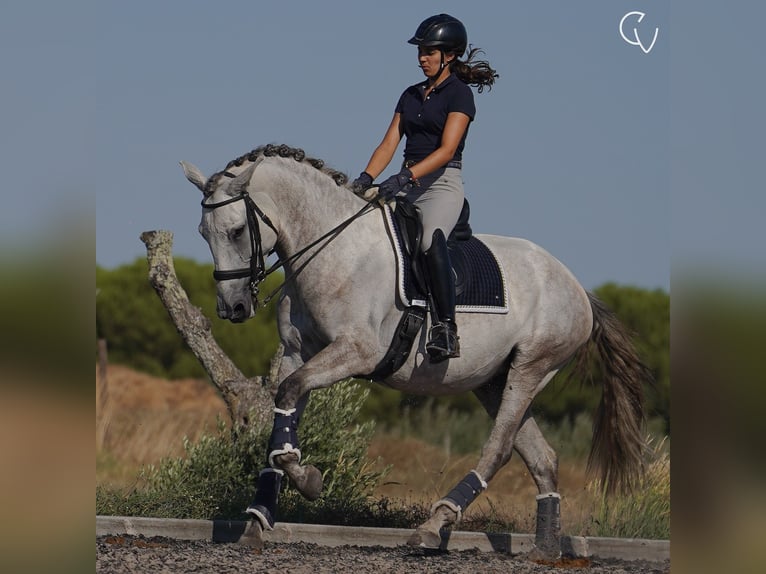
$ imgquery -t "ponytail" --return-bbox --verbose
[451,47,499,93]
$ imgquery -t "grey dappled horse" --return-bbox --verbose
[181,144,649,557]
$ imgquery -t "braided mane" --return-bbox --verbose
[204,143,349,196]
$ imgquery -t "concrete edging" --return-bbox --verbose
[96,515,669,563]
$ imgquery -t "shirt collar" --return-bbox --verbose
[419,73,458,93]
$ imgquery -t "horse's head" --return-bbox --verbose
[181,159,279,323]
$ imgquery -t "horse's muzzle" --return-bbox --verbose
[218,298,252,323]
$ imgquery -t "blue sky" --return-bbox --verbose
[5,0,733,294]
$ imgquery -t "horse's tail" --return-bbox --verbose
[574,292,652,494]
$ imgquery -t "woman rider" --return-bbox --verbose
[352,14,498,362]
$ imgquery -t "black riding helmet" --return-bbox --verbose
[408,14,468,57]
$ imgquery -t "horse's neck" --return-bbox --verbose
[263,162,368,263]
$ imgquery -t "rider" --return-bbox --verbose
[352,14,497,362]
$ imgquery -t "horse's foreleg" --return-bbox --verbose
[243,467,283,543]
[245,392,312,533]
[264,394,323,501]
[268,338,376,500]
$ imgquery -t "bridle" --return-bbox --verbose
[201,181,276,306]
[201,170,377,310]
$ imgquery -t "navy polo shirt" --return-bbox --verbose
[395,74,476,163]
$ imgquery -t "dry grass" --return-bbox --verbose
[367,435,594,533]
[584,436,671,538]
[97,364,599,533]
[96,364,228,487]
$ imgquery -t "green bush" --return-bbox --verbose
[377,396,493,455]
[96,379,388,521]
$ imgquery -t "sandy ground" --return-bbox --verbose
[95,364,668,573]
[97,535,669,574]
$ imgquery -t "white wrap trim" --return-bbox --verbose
[245,506,274,531]
[430,470,488,523]
[268,445,302,468]
[431,498,464,523]
[535,491,561,501]
[471,469,488,490]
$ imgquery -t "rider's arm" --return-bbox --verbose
[407,111,470,181]
[363,113,403,179]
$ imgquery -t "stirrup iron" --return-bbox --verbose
[426,321,460,362]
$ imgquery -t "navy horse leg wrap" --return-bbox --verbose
[267,408,301,467]
[246,468,284,530]
[433,470,487,521]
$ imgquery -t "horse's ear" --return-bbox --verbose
[180,161,207,193]
[231,162,258,194]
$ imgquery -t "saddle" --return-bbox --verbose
[394,198,473,297]
[359,198,508,381]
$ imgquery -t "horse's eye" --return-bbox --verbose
[231,226,245,240]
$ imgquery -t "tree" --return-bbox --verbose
[534,283,669,433]
[595,283,670,432]
[96,255,281,379]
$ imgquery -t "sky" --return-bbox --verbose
[3,1,763,294]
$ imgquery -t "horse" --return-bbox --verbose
[180,143,650,558]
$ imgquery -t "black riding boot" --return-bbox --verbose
[424,229,460,362]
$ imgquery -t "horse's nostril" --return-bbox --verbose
[233,303,245,315]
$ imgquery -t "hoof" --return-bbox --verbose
[293,464,323,501]
[237,519,264,550]
[406,527,442,549]
[275,453,323,501]
[523,545,562,562]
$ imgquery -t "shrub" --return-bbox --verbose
[97,379,387,521]
[372,396,493,455]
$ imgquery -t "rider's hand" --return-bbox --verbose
[351,171,374,195]
[377,168,415,201]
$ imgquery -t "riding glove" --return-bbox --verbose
[378,168,415,200]
[351,171,374,195]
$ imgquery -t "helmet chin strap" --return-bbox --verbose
[427,50,450,84]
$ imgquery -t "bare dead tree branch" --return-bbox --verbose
[140,230,277,432]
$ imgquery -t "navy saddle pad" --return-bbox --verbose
[383,204,509,314]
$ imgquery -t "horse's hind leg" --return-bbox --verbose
[514,415,563,559]
[474,377,563,559]
[408,369,564,558]
[408,369,540,549]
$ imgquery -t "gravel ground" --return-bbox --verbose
[97,535,669,573]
